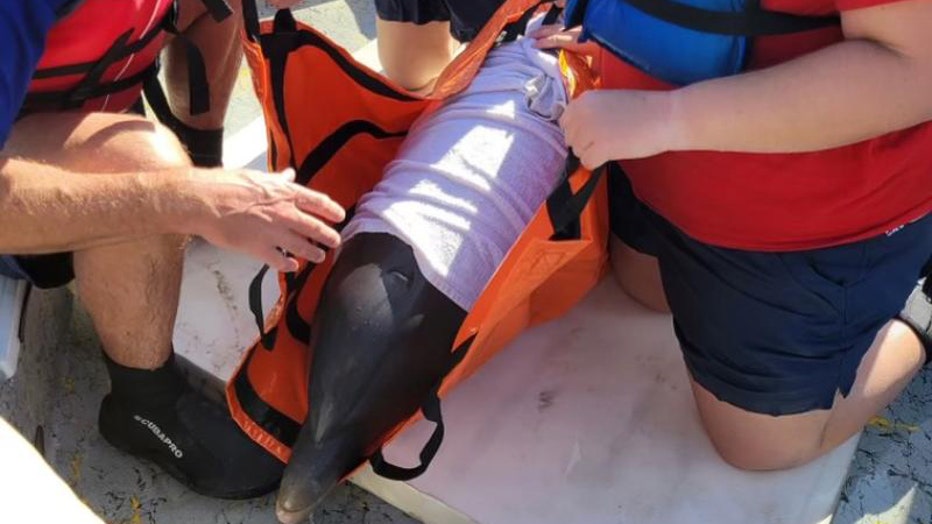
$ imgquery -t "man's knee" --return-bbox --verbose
[9,112,190,174]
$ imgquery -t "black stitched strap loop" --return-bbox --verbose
[547,154,604,240]
[368,336,474,481]
[200,0,234,22]
[160,14,211,115]
[501,0,548,43]
[369,387,446,481]
[248,264,280,350]
[242,0,261,41]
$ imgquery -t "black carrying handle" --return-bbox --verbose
[248,264,280,349]
[547,154,605,240]
[502,0,565,43]
[160,6,212,116]
[369,336,474,481]
[369,387,446,481]
[242,0,263,42]
[200,0,234,22]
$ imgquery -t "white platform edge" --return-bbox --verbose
[353,465,476,524]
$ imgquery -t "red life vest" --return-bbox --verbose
[22,0,175,115]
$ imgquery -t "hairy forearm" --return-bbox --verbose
[673,38,932,153]
[0,156,191,253]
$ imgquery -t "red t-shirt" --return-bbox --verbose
[600,0,932,251]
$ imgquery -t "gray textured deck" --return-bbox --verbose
[837,369,932,524]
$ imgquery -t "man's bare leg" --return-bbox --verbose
[7,114,186,369]
[159,0,243,166]
[5,112,284,498]
[170,0,242,129]
[74,236,183,368]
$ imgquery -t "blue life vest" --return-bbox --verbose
[564,0,839,86]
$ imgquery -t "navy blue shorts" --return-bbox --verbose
[0,253,73,289]
[609,166,932,416]
[374,0,503,42]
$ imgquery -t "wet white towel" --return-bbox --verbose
[342,36,569,310]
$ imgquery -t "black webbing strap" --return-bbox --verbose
[246,261,313,350]
[541,2,563,25]
[542,2,563,26]
[283,262,317,345]
[233,349,303,445]
[16,284,33,349]
[500,1,564,46]
[248,264,279,349]
[32,18,166,80]
[24,63,158,112]
[501,0,548,43]
[142,74,183,129]
[141,15,214,137]
[296,121,409,185]
[200,0,234,22]
[246,209,356,351]
[160,9,211,116]
[623,0,839,36]
[63,29,136,107]
[369,336,475,481]
[368,387,446,481]
[547,155,605,241]
[242,0,262,42]
[273,7,299,32]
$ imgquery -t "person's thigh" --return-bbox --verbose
[1,112,189,286]
[653,211,931,469]
[6,111,187,170]
[607,165,668,312]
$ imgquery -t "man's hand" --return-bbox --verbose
[560,90,683,169]
[183,168,345,272]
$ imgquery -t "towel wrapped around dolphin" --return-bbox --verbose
[228,1,607,521]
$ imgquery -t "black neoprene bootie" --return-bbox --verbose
[98,353,284,499]
[170,120,224,167]
[899,274,931,362]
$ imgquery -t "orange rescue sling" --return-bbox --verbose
[227,0,609,479]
